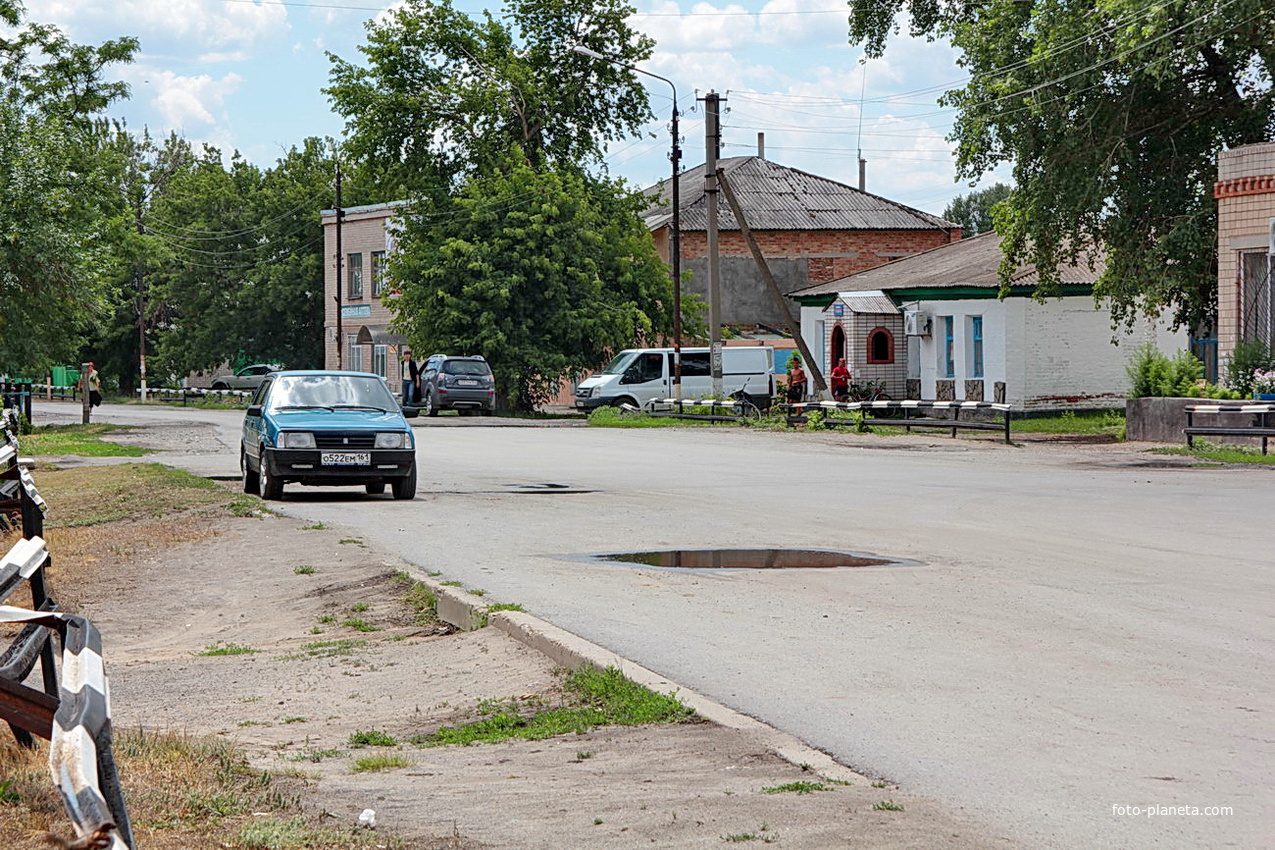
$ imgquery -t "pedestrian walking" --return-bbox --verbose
[830,357,851,402]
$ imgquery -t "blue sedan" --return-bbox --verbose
[240,371,418,500]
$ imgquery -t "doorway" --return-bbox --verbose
[830,322,846,370]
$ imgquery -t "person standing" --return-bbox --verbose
[830,357,851,402]
[786,354,807,404]
[400,349,419,405]
[87,362,102,408]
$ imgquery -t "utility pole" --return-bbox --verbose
[136,201,148,403]
[670,99,682,401]
[334,162,344,369]
[703,90,725,397]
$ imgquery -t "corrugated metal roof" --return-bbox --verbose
[826,293,899,314]
[791,231,1105,297]
[642,156,957,233]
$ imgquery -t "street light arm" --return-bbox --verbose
[570,45,677,110]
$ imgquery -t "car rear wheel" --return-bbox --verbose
[426,391,439,417]
[365,481,386,495]
[241,449,259,494]
[391,464,417,500]
[258,448,284,500]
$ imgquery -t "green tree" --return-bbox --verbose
[388,157,677,411]
[942,182,1011,236]
[0,3,137,375]
[325,0,656,196]
[848,0,1275,329]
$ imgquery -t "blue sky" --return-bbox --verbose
[25,0,1011,217]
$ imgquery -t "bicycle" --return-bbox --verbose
[847,380,891,402]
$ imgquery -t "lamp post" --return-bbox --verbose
[572,45,682,399]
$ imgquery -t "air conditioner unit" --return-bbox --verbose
[904,310,932,336]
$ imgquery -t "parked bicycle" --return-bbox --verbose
[847,380,891,402]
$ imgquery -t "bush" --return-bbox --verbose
[1126,345,1210,398]
[1225,339,1274,397]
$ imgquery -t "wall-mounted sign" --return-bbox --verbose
[833,302,845,317]
[341,304,372,319]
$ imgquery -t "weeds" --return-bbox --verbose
[349,729,398,747]
[1152,440,1275,466]
[198,642,260,657]
[18,423,150,457]
[873,799,905,811]
[293,565,316,575]
[487,602,524,613]
[762,781,830,795]
[352,753,409,773]
[420,666,693,747]
[301,522,327,530]
[341,618,379,632]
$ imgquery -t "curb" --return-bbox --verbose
[422,575,862,783]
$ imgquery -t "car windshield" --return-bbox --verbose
[600,351,636,374]
[267,375,396,412]
[442,360,491,376]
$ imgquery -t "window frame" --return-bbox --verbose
[969,315,984,379]
[347,252,364,300]
[941,315,955,379]
[370,250,386,297]
[866,326,895,364]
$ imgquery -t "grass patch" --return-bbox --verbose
[1151,440,1275,465]
[587,406,690,428]
[1011,409,1125,436]
[289,748,343,763]
[227,497,270,518]
[440,580,463,587]
[301,522,327,530]
[348,729,398,748]
[18,423,151,457]
[278,639,368,661]
[487,602,524,613]
[873,799,905,811]
[292,565,316,575]
[351,753,409,773]
[338,538,363,546]
[38,464,229,529]
[341,617,379,632]
[0,728,402,849]
[198,642,260,657]
[350,601,368,612]
[392,574,444,628]
[420,665,693,747]
[762,781,830,795]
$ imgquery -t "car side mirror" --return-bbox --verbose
[246,404,263,417]
[621,367,640,384]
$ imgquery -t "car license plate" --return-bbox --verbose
[458,379,478,386]
[321,452,370,466]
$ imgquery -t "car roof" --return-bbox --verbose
[271,370,386,379]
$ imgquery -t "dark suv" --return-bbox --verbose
[420,355,496,416]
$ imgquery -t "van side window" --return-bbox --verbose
[681,352,711,377]
[636,352,663,382]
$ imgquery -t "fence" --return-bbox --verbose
[640,396,766,423]
[1184,402,1275,454]
[1,408,133,849]
[786,399,1015,443]
[2,380,34,424]
[136,387,252,406]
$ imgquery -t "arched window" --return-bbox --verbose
[866,327,894,364]
[829,323,846,367]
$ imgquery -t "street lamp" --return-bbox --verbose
[572,45,682,399]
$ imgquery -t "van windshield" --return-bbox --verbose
[600,351,637,374]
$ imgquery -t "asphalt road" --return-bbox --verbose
[38,402,1274,848]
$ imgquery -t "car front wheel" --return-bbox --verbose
[241,448,259,494]
[258,448,284,500]
[391,464,417,500]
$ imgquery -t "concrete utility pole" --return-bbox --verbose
[334,162,344,369]
[703,91,725,397]
[717,168,827,397]
[80,362,91,425]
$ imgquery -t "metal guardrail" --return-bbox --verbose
[786,399,1015,443]
[1184,402,1275,454]
[136,387,252,405]
[640,396,765,423]
[1,408,134,848]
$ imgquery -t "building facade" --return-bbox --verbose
[320,201,410,389]
[1215,142,1275,372]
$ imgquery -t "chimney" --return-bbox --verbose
[757,132,765,160]
[858,155,866,192]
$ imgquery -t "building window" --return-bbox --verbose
[371,251,386,297]
[866,327,894,364]
[941,316,955,378]
[373,344,388,378]
[345,334,360,371]
[347,253,363,300]
[968,315,984,378]
[1241,250,1272,346]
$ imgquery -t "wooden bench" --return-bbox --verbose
[786,400,1014,443]
[1184,403,1275,454]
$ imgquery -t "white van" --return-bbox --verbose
[574,347,775,410]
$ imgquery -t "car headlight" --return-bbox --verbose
[375,431,412,449]
[280,432,315,449]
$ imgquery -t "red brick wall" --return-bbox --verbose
[678,228,960,283]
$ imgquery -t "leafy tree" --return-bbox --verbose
[848,0,1275,329]
[388,156,678,410]
[325,0,656,196]
[942,182,1011,236]
[0,3,137,375]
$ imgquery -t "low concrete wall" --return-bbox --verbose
[1125,397,1192,443]
[1126,396,1268,447]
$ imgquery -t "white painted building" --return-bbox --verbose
[792,232,1187,410]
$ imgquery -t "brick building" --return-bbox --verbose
[320,201,410,388]
[1215,142,1275,373]
[792,232,1186,409]
[642,156,961,328]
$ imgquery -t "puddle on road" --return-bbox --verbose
[593,548,911,570]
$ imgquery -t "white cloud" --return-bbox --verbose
[27,0,289,53]
[129,67,244,129]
